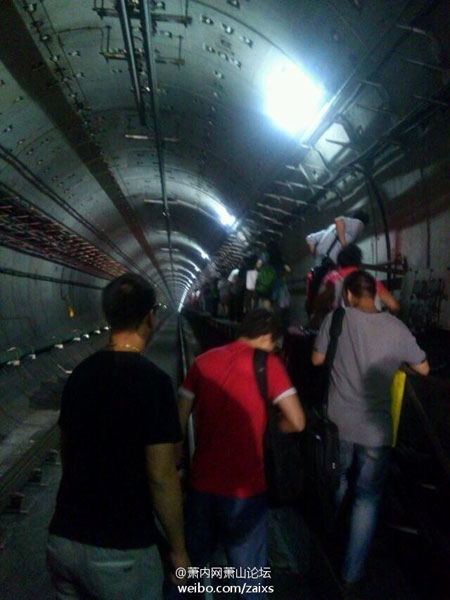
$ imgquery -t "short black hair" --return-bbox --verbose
[337,243,363,267]
[347,209,369,226]
[102,273,156,331]
[237,309,282,341]
[343,270,376,299]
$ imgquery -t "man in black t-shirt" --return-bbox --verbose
[47,274,189,600]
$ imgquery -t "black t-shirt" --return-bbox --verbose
[49,350,182,549]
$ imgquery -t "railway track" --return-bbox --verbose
[0,423,59,514]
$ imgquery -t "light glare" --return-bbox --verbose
[178,288,189,313]
[215,203,236,227]
[265,61,323,134]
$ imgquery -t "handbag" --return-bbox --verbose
[253,349,304,507]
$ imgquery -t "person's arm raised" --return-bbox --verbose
[307,242,316,256]
[335,217,347,247]
[378,286,400,314]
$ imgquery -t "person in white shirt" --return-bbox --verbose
[306,210,369,266]
[244,255,261,314]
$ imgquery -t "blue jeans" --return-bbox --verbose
[165,488,268,599]
[47,534,164,600]
[336,441,391,583]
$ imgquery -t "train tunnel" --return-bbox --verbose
[0,1,449,598]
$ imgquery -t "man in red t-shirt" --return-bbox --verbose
[168,310,305,599]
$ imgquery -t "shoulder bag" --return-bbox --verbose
[253,349,304,507]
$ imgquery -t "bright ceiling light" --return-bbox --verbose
[265,61,324,135]
[215,203,236,227]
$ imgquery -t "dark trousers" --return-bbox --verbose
[229,294,244,322]
[244,290,258,314]
[165,489,268,599]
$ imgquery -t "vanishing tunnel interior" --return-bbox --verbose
[0,0,449,598]
[0,0,449,340]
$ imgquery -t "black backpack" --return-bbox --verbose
[253,350,304,507]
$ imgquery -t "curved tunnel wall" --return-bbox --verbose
[0,0,449,362]
[0,248,105,363]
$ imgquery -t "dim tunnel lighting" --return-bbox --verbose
[125,133,150,140]
[7,347,20,367]
[7,359,21,367]
[169,257,202,274]
[264,60,324,135]
[178,288,189,313]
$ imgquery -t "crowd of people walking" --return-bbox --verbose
[45,212,430,600]
[193,242,292,328]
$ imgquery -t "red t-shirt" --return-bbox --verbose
[180,341,296,498]
[322,266,387,309]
